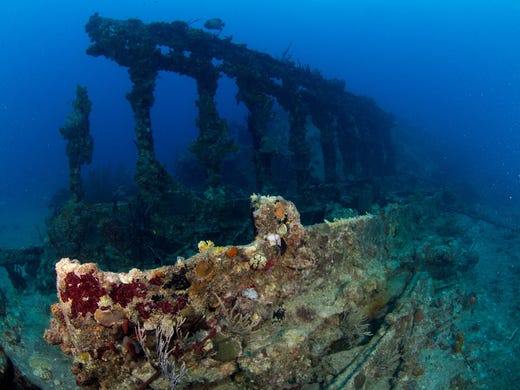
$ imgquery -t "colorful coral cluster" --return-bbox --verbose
[45,194,478,389]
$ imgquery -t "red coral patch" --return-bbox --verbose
[154,296,188,314]
[109,281,147,307]
[156,301,173,314]
[135,302,152,319]
[149,275,163,286]
[60,271,107,317]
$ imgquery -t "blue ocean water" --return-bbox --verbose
[1,0,519,212]
[0,0,519,388]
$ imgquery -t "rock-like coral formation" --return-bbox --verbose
[45,194,477,389]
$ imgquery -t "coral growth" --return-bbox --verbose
[60,270,106,317]
[45,194,478,389]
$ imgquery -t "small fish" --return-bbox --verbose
[204,18,225,31]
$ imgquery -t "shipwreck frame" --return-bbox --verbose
[85,13,395,203]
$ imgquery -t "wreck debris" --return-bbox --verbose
[42,13,400,283]
[44,194,479,389]
[59,85,93,202]
[85,13,394,195]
